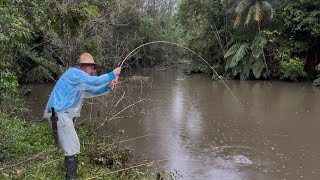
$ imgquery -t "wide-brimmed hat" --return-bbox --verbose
[77,53,97,65]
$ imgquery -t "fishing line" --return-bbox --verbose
[119,41,241,104]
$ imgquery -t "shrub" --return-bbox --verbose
[313,64,320,86]
[0,62,26,115]
[280,58,307,81]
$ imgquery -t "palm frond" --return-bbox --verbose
[251,36,267,59]
[252,36,267,48]
[230,43,250,68]
[221,0,237,6]
[245,6,254,25]
[234,14,242,27]
[224,43,241,58]
[233,43,250,62]
[251,58,265,78]
[241,60,251,80]
[251,46,263,59]
[253,1,262,22]
[262,1,275,19]
[235,0,252,15]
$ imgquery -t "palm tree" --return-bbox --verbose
[221,0,275,77]
[221,0,275,28]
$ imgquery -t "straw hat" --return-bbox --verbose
[77,53,97,65]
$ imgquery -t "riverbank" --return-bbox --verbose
[0,114,176,179]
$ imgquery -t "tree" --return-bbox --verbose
[1,0,178,83]
[221,0,275,79]
[281,0,320,76]
[221,0,275,27]
[174,0,228,73]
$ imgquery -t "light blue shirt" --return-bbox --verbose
[46,67,116,114]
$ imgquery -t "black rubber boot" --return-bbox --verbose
[64,155,78,180]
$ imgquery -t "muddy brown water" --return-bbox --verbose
[25,69,320,180]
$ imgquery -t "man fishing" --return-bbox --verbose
[43,53,121,179]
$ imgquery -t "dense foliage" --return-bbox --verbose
[0,0,178,113]
[175,0,320,83]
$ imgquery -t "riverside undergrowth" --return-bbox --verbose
[0,114,181,179]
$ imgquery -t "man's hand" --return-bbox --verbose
[114,76,119,84]
[109,76,119,89]
[113,67,121,76]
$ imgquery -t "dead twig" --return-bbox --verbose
[114,91,125,108]
[96,97,150,129]
[92,134,155,147]
[86,158,169,180]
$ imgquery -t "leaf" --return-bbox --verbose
[252,36,267,48]
[241,59,251,80]
[262,1,275,19]
[245,6,254,25]
[224,43,241,58]
[234,15,242,27]
[252,46,263,59]
[225,43,250,68]
[235,0,251,15]
[252,59,265,78]
[253,1,262,22]
[233,43,250,62]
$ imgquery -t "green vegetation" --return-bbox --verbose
[0,1,181,178]
[1,0,178,84]
[0,62,26,115]
[281,58,307,81]
[174,0,320,82]
[0,114,179,179]
[313,64,320,86]
[1,0,319,178]
[1,0,319,85]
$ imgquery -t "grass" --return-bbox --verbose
[0,114,179,179]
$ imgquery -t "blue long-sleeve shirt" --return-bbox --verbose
[44,67,116,117]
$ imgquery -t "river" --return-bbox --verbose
[25,69,320,180]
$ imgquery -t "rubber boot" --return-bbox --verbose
[64,155,78,180]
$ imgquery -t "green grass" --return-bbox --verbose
[0,114,178,179]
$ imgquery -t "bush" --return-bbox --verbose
[313,78,320,86]
[280,58,307,81]
[313,64,320,86]
[0,62,26,115]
